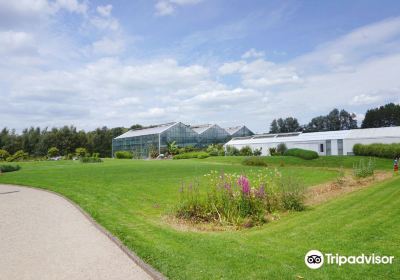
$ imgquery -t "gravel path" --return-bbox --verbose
[0,184,154,280]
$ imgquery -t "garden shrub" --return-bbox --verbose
[0,164,21,173]
[242,157,268,167]
[284,148,319,160]
[269,147,278,156]
[92,152,100,158]
[7,150,29,162]
[75,147,88,157]
[47,147,59,158]
[225,145,239,156]
[353,158,375,178]
[239,146,253,156]
[80,156,103,163]
[353,143,400,159]
[206,144,224,156]
[176,169,305,228]
[253,147,262,156]
[277,143,288,155]
[173,151,209,159]
[115,151,133,159]
[0,149,10,161]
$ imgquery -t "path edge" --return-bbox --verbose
[0,184,167,280]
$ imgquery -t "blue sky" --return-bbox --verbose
[1,0,400,133]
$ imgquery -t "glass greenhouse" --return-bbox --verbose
[112,122,198,158]
[112,122,255,158]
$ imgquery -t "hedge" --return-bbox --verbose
[0,164,21,173]
[173,151,209,159]
[284,148,319,160]
[115,151,133,159]
[353,143,400,158]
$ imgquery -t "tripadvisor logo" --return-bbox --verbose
[305,250,395,269]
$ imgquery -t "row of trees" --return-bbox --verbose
[269,103,400,133]
[0,126,128,157]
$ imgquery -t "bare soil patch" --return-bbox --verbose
[305,171,393,206]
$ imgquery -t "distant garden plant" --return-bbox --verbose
[0,164,21,173]
[47,147,60,158]
[0,149,10,161]
[353,143,400,159]
[173,151,209,159]
[239,146,253,156]
[115,151,133,159]
[75,147,88,157]
[225,145,240,156]
[6,150,29,162]
[353,158,375,178]
[175,169,305,227]
[80,156,102,163]
[276,143,288,155]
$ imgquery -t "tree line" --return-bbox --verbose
[269,103,400,133]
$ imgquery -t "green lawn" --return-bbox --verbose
[0,158,398,279]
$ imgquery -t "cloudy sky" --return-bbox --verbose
[1,0,400,133]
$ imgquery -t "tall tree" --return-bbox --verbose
[361,103,400,128]
[305,108,357,132]
[269,117,301,133]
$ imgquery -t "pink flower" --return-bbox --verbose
[238,175,250,195]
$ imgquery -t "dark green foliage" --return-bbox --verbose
[276,143,288,155]
[362,103,400,128]
[284,148,319,160]
[268,147,278,156]
[173,151,209,159]
[0,164,20,173]
[353,143,400,159]
[206,144,224,156]
[305,108,357,132]
[79,156,103,163]
[239,146,253,156]
[0,125,129,158]
[115,151,133,159]
[253,147,262,156]
[242,157,268,166]
[269,117,301,133]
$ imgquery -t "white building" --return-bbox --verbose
[224,126,400,156]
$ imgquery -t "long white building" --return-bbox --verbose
[224,126,400,156]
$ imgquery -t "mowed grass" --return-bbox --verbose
[203,155,393,170]
[0,158,398,279]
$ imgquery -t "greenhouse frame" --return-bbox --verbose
[190,124,231,147]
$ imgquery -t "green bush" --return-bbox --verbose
[284,148,319,160]
[173,151,209,159]
[277,143,288,155]
[80,156,103,163]
[242,157,268,167]
[92,152,100,158]
[225,145,239,156]
[47,147,59,158]
[75,147,88,157]
[206,144,224,156]
[176,169,305,227]
[353,143,400,159]
[0,164,21,173]
[353,158,375,178]
[115,151,133,159]
[269,147,278,156]
[253,147,262,156]
[239,146,253,156]
[6,150,29,162]
[0,149,10,161]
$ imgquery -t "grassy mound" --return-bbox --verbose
[284,148,319,160]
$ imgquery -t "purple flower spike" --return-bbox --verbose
[238,175,250,195]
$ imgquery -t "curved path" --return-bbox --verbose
[0,184,155,280]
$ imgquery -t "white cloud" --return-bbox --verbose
[92,37,125,55]
[97,4,113,17]
[351,94,381,105]
[0,31,36,54]
[53,0,87,14]
[242,48,265,59]
[155,0,203,16]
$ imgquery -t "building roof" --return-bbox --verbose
[114,122,177,139]
[225,126,400,146]
[224,126,244,135]
[189,124,214,134]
